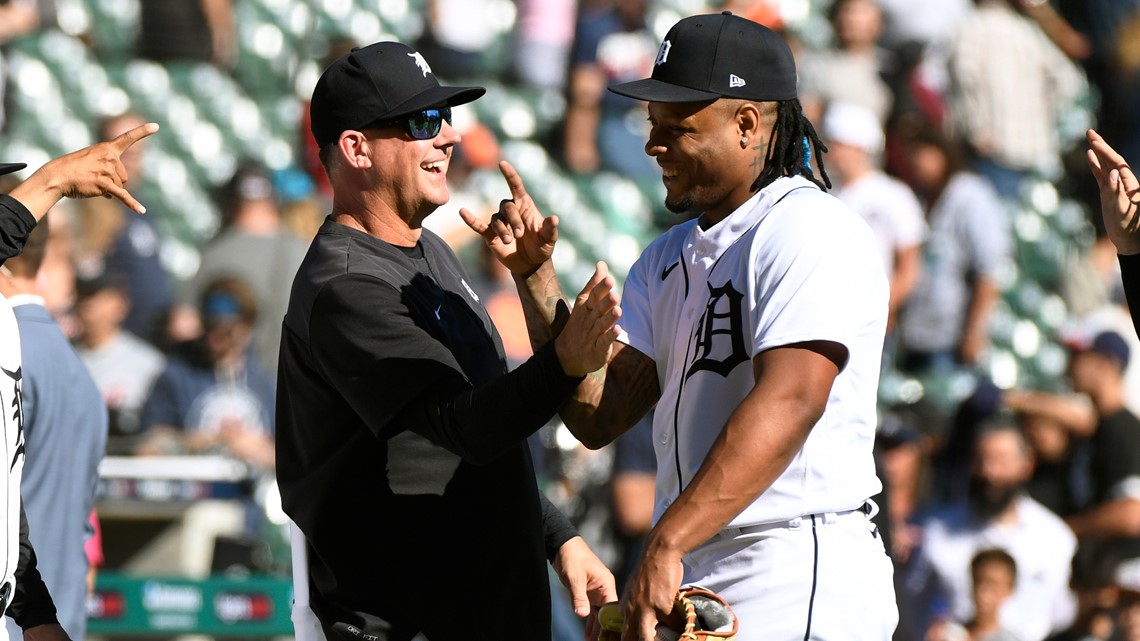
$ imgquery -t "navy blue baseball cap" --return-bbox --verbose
[309,42,486,147]
[1089,331,1131,370]
[1066,329,1131,370]
[0,163,26,176]
[610,11,797,103]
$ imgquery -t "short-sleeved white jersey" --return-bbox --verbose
[0,293,23,607]
[619,176,889,527]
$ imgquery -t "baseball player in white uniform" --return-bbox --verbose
[0,125,158,641]
[0,291,22,622]
[461,11,897,641]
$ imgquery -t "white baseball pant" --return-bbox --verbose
[682,502,898,641]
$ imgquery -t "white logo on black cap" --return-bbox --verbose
[656,40,672,66]
[408,51,432,77]
[729,74,746,88]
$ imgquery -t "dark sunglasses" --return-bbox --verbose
[369,107,452,140]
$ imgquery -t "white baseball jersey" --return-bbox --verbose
[0,293,24,622]
[619,176,889,527]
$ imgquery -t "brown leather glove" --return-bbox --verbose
[597,587,739,641]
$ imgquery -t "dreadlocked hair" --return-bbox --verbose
[752,98,831,193]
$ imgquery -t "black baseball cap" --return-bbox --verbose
[610,11,797,103]
[309,42,486,147]
[1064,328,1131,371]
[0,163,26,176]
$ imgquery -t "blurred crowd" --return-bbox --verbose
[4,0,1140,640]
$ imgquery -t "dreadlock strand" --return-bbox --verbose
[751,99,831,193]
[753,110,783,192]
[801,109,832,190]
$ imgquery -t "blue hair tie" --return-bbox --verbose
[802,136,813,175]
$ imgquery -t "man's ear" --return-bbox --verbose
[736,102,763,143]
[338,131,373,170]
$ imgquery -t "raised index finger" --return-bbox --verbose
[498,160,530,201]
[111,122,160,153]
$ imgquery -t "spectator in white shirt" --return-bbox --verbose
[904,421,1077,641]
[822,101,926,333]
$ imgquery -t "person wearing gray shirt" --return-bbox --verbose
[898,128,1011,374]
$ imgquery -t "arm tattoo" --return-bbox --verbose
[562,344,660,448]
[515,266,569,351]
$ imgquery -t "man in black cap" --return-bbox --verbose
[462,12,897,641]
[276,42,620,641]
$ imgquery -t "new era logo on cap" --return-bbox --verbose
[609,11,797,104]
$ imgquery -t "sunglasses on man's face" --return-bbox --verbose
[369,107,453,140]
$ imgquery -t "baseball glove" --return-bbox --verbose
[597,586,738,641]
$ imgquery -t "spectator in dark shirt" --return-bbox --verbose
[137,276,275,471]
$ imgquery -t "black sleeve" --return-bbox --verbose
[1121,253,1140,340]
[0,195,36,264]
[398,341,581,465]
[1095,413,1140,497]
[6,505,59,629]
[541,493,580,562]
[309,274,585,465]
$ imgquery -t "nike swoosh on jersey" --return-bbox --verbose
[661,261,680,281]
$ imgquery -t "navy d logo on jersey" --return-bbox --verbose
[685,282,749,380]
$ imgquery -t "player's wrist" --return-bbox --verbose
[1111,234,1140,256]
[643,527,687,561]
[552,333,589,378]
[8,169,60,220]
[542,329,578,378]
[511,256,553,280]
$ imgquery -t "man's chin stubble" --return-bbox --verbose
[666,194,696,215]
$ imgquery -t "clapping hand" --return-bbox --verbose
[554,261,622,378]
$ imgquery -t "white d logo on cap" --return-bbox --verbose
[408,51,432,77]
[656,40,672,66]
